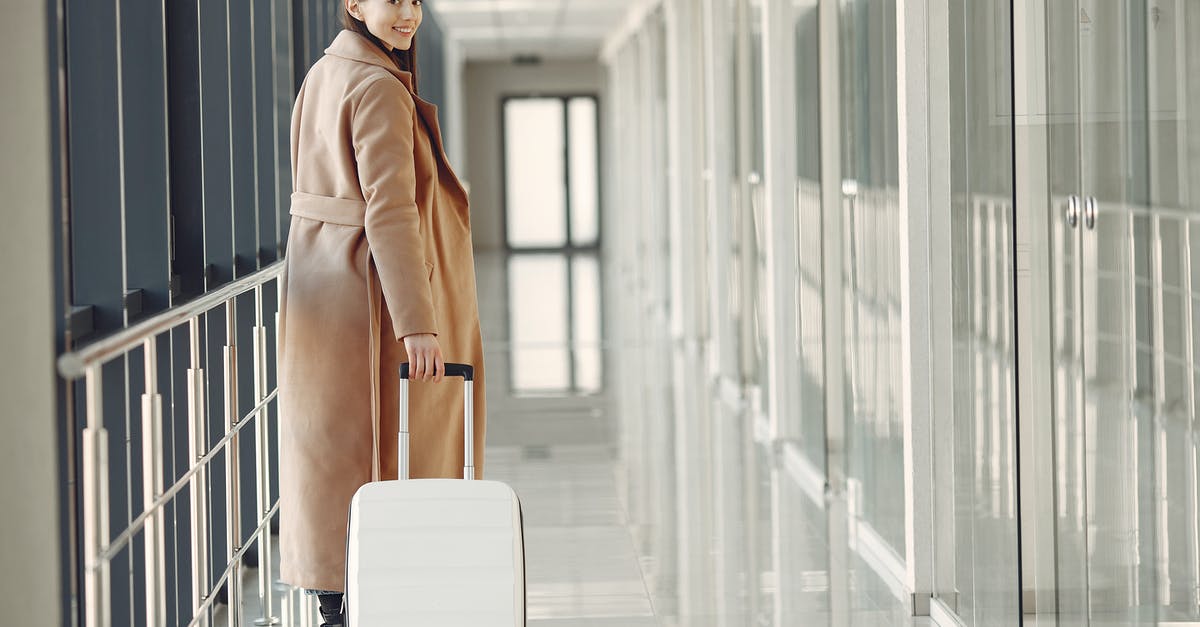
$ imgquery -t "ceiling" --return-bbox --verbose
[429,0,630,62]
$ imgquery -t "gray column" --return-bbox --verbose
[0,1,62,625]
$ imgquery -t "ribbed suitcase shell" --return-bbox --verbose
[344,363,526,625]
[345,479,525,625]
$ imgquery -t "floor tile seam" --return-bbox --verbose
[607,460,661,621]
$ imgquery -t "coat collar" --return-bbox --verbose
[323,30,470,207]
[325,30,415,91]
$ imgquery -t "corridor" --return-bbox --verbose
[7,0,1200,626]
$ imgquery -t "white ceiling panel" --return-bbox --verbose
[430,0,628,61]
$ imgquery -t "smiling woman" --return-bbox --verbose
[345,0,422,51]
[340,0,425,90]
[278,1,487,625]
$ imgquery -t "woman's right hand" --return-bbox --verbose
[403,333,444,382]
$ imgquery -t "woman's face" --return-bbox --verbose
[346,0,422,51]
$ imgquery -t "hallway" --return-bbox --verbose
[10,0,1200,625]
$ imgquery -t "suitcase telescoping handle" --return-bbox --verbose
[398,363,475,481]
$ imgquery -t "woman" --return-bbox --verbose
[277,1,487,624]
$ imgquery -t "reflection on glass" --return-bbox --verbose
[568,98,599,247]
[507,253,604,396]
[838,0,907,561]
[505,98,567,248]
[793,0,825,467]
[1146,2,1200,622]
[931,1,1023,623]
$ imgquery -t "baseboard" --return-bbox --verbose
[930,596,967,627]
[853,516,909,604]
[781,441,826,510]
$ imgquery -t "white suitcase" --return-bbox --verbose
[345,363,526,626]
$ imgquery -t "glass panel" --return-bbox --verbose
[793,0,825,467]
[505,98,567,248]
[568,98,599,247]
[1042,0,1090,622]
[1147,1,1200,622]
[839,0,906,561]
[508,254,570,393]
[745,0,770,407]
[1045,1,1160,623]
[1077,1,1157,623]
[936,1,1021,623]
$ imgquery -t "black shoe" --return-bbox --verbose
[317,592,344,626]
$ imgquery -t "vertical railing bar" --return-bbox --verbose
[1179,222,1200,611]
[224,298,242,626]
[122,351,134,618]
[253,284,279,625]
[1150,215,1170,605]
[188,316,211,627]
[141,337,166,626]
[83,365,112,627]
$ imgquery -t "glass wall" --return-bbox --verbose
[936,0,1021,623]
[838,0,906,560]
[792,0,825,467]
[606,0,1200,625]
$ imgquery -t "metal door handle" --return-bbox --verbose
[1084,196,1097,230]
[1066,195,1080,228]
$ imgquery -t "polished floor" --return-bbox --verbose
[473,252,922,626]
[229,252,929,626]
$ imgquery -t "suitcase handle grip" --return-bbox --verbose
[399,362,474,381]
[398,363,476,480]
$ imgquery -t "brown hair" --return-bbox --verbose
[340,1,420,93]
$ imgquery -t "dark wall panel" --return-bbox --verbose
[277,0,295,251]
[120,0,171,318]
[255,0,280,266]
[167,0,205,301]
[230,0,259,279]
[199,0,234,288]
[66,0,123,333]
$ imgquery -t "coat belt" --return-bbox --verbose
[290,190,384,481]
[290,191,367,226]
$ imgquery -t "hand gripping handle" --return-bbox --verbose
[397,363,476,480]
[398,362,474,381]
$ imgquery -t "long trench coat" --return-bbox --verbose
[277,30,487,593]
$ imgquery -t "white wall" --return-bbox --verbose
[462,60,607,251]
[0,1,62,624]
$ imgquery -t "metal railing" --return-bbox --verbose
[59,261,287,627]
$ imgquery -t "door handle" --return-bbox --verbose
[1084,196,1097,230]
[1065,195,1080,228]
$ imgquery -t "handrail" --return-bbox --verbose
[94,389,278,565]
[57,261,285,379]
[63,260,288,627]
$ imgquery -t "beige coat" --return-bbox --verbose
[277,30,487,593]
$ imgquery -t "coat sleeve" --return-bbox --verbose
[352,76,438,340]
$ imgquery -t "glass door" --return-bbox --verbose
[1077,1,1156,623]
[1046,1,1158,624]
